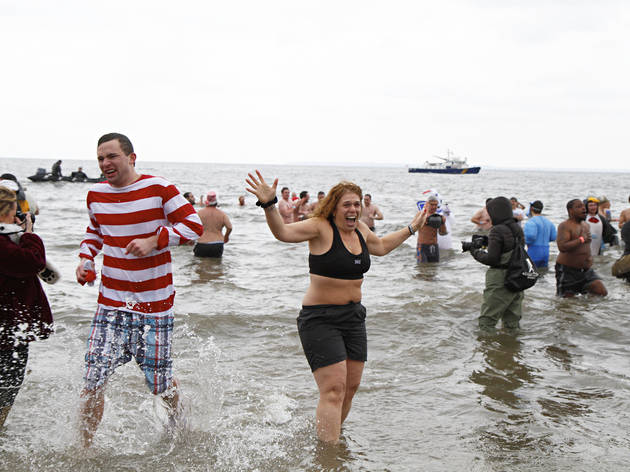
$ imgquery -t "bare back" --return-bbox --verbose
[197,207,231,243]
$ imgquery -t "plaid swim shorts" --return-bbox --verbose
[84,307,174,394]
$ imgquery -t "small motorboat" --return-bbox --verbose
[28,168,105,183]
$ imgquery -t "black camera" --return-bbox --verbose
[425,213,443,229]
[16,208,35,226]
[461,234,488,252]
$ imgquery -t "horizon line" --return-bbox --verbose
[1,155,628,174]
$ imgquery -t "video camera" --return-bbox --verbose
[425,213,443,229]
[461,234,488,252]
[16,207,35,227]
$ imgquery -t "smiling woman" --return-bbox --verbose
[245,170,425,444]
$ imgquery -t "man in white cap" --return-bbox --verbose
[194,191,232,257]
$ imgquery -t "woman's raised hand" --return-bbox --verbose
[245,170,278,204]
[410,210,426,233]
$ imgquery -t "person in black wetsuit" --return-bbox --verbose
[51,160,62,179]
[245,170,425,444]
[71,167,88,182]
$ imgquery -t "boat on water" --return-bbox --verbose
[27,168,105,183]
[408,150,480,174]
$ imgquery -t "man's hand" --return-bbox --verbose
[125,235,158,257]
[76,258,91,284]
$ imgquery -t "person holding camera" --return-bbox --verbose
[416,195,448,263]
[465,196,524,330]
[0,185,53,427]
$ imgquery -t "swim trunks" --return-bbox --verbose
[194,241,224,258]
[0,345,28,408]
[297,302,367,372]
[84,307,174,394]
[417,243,439,263]
[555,263,600,296]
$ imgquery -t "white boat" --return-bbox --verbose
[408,150,480,174]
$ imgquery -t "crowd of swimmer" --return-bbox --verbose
[1,136,630,448]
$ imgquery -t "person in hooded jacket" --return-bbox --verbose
[0,185,53,428]
[469,196,524,330]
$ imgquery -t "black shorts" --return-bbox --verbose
[0,345,29,408]
[555,263,600,296]
[417,243,439,263]
[297,302,367,372]
[194,242,224,258]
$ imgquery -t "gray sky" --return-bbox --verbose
[1,1,628,170]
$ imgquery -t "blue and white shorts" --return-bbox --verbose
[84,307,174,394]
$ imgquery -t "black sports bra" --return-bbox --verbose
[309,219,371,280]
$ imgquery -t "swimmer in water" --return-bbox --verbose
[246,170,425,443]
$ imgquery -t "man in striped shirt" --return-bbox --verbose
[75,133,203,447]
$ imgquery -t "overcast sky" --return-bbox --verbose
[1,1,628,170]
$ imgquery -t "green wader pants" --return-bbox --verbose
[479,250,524,330]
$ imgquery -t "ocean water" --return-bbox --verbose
[1,158,629,471]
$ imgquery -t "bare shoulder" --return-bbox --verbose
[309,216,329,231]
[356,220,375,241]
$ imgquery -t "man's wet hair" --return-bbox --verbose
[98,133,134,155]
[566,198,582,212]
[281,187,289,193]
[365,193,371,198]
[299,190,308,199]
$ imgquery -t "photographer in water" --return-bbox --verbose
[0,185,53,427]
[416,194,448,263]
[464,196,524,330]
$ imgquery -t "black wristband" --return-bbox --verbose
[256,196,278,208]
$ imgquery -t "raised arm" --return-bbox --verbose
[364,210,425,256]
[246,170,320,243]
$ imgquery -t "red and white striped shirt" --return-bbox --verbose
[79,175,203,316]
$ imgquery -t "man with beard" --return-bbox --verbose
[555,199,607,297]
